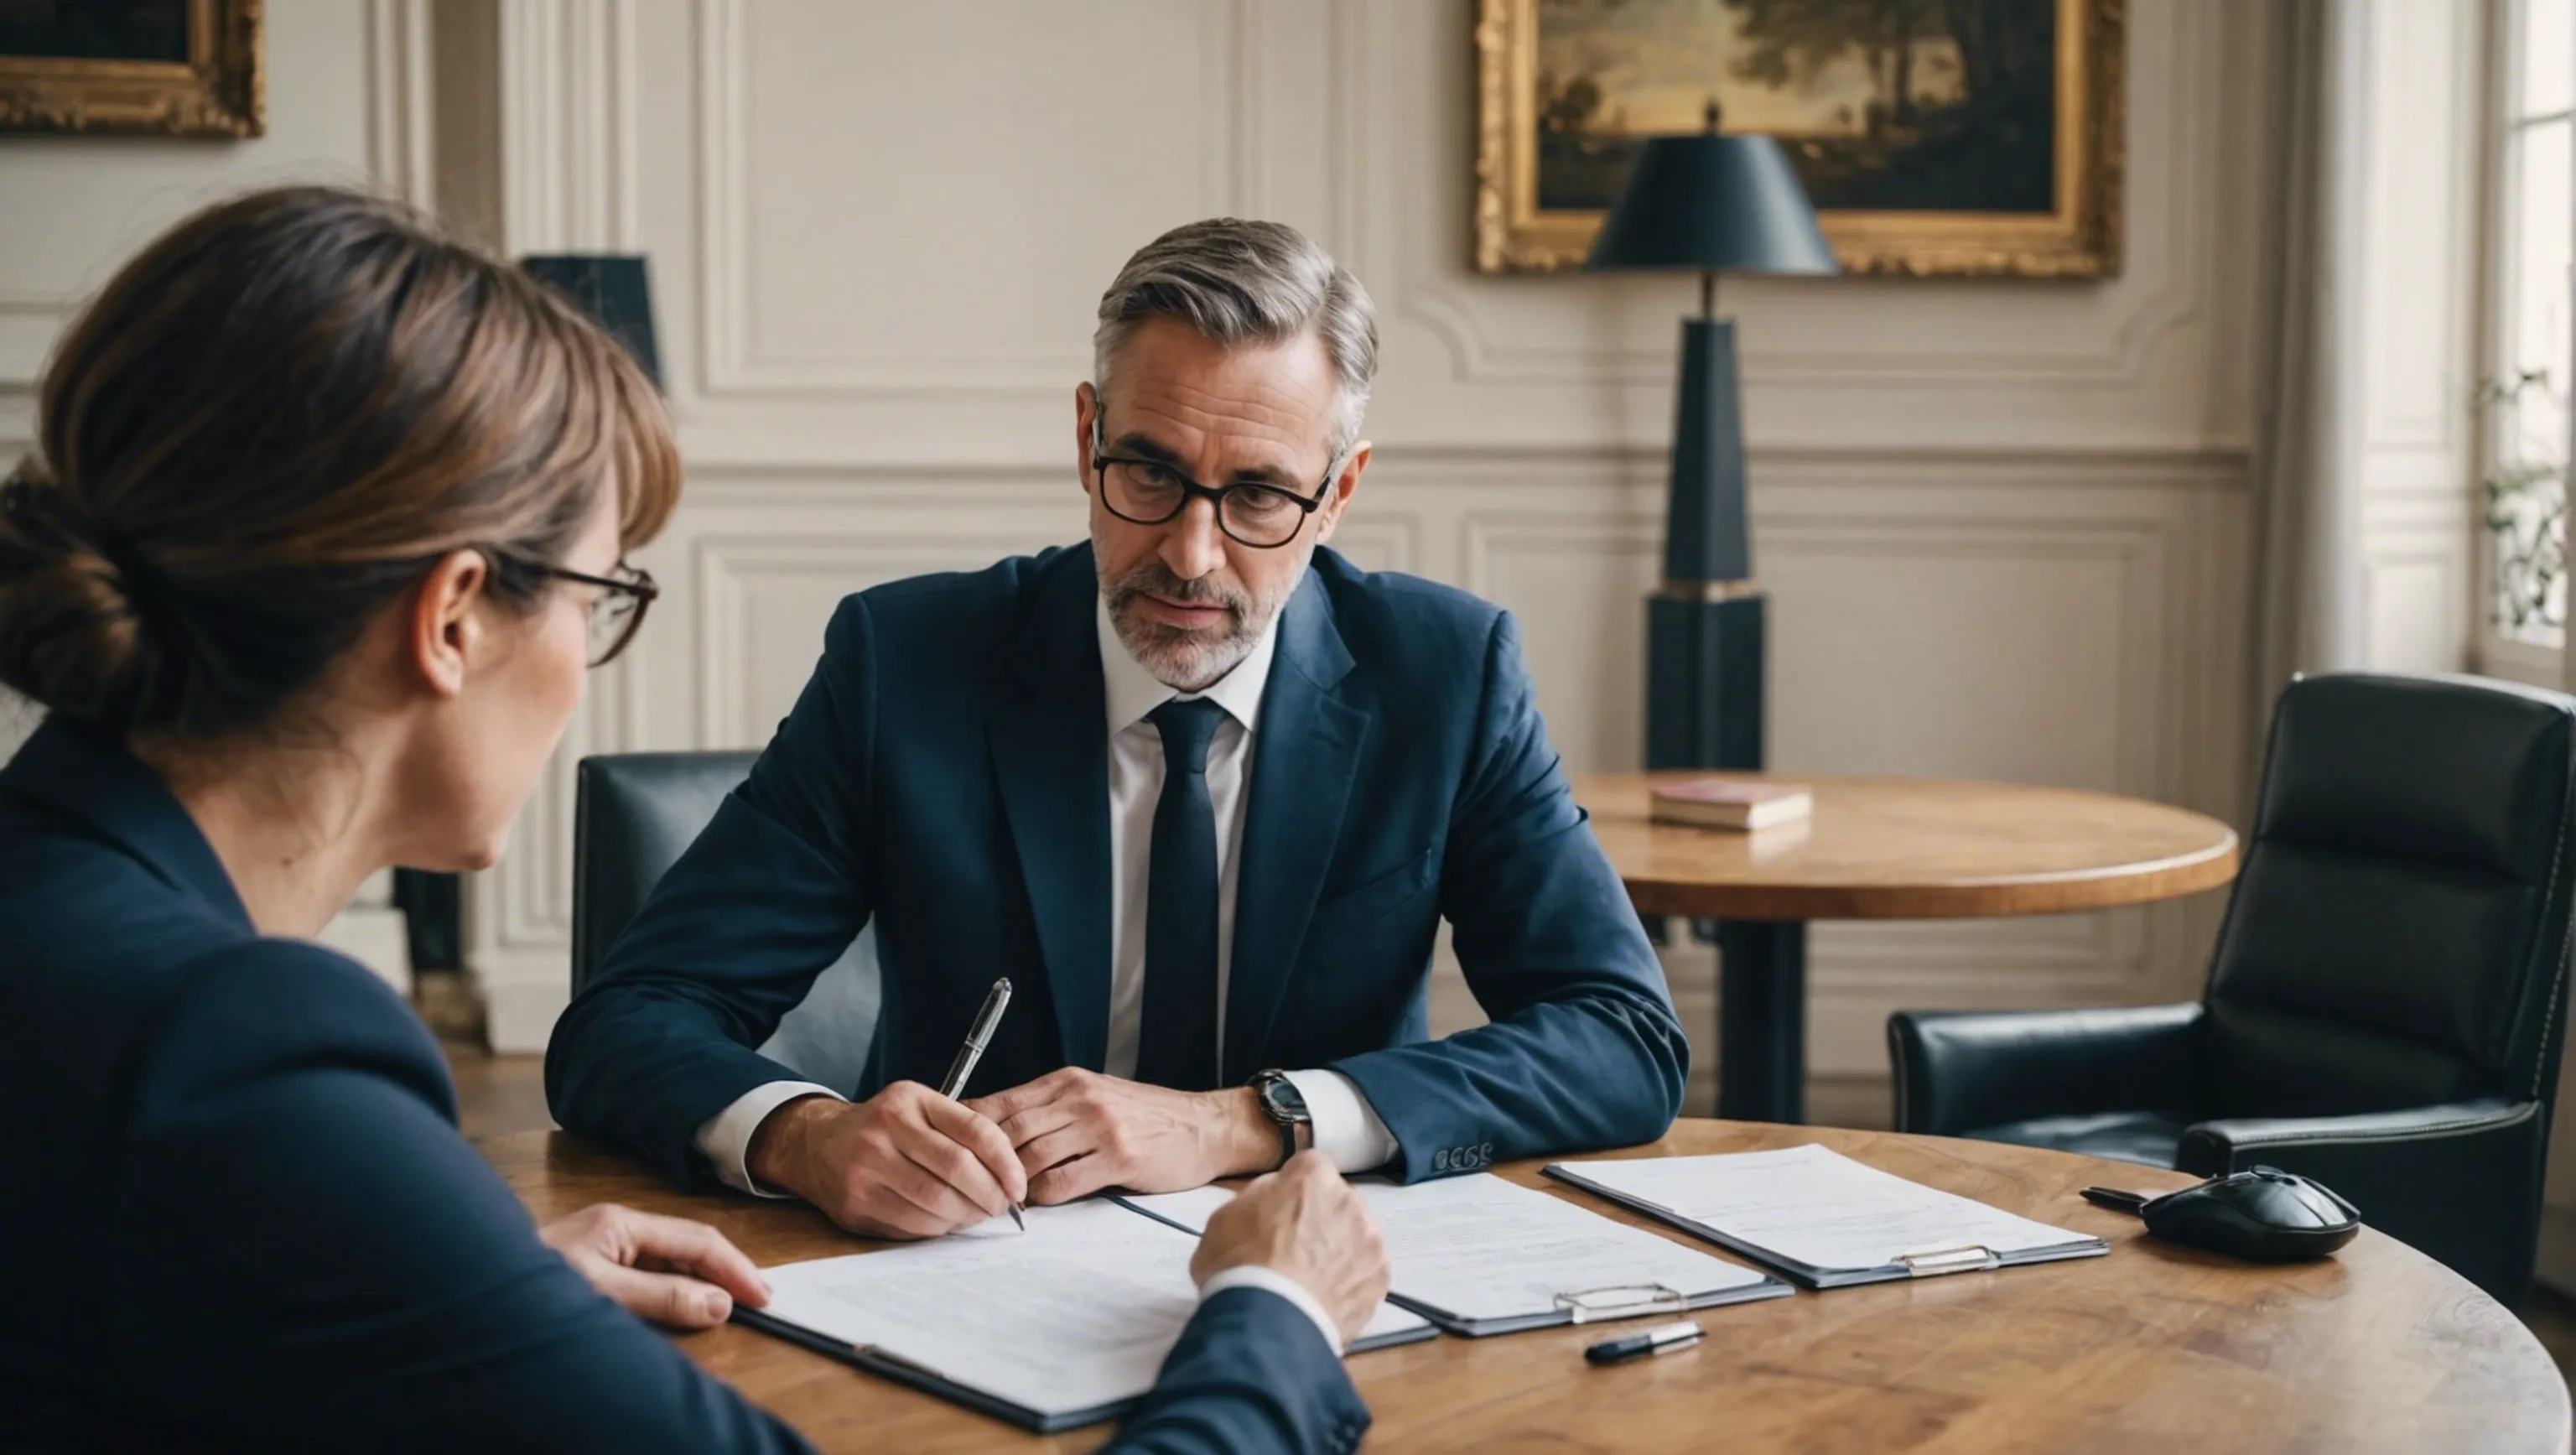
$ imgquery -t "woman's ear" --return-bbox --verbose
[408,548,491,699]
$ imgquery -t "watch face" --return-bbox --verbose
[1262,1076,1311,1119]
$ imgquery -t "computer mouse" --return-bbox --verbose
[2139,1167,2360,1262]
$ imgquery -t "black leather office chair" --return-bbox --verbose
[571,750,880,1089]
[1888,673,2576,1307]
[569,751,757,995]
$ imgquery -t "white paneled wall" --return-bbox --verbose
[472,1,2277,1125]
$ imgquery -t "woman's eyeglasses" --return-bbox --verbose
[538,562,659,668]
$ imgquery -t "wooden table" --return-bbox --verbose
[1572,774,2243,1123]
[480,1121,2567,1454]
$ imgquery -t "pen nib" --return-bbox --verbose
[1008,1203,1026,1232]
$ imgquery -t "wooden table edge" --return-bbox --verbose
[475,1119,2570,1455]
[1616,832,2241,921]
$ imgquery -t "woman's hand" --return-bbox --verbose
[538,1203,772,1329]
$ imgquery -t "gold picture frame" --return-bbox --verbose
[0,0,264,138]
[1474,0,2123,278]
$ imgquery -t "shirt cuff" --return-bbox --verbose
[1198,1265,1344,1356]
[692,1080,844,1196]
[1284,1068,1399,1173]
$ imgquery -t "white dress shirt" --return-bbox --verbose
[1092,595,1398,1168]
[693,593,1400,1194]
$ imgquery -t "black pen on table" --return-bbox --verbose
[940,976,1025,1230]
[1584,1320,1703,1365]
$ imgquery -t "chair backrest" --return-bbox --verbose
[2201,673,2576,1119]
[570,751,759,995]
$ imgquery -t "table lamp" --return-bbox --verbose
[1587,104,1836,773]
[519,254,663,388]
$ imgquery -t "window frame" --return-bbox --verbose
[2474,0,2576,688]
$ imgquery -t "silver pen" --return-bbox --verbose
[939,977,1024,1230]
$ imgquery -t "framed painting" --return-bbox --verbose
[0,0,262,137]
[1474,0,2123,277]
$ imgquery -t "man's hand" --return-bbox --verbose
[967,1068,1278,1203]
[745,1083,1028,1239]
[539,1203,771,1330]
[1192,1154,1390,1347]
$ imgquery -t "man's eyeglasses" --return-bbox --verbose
[1088,412,1337,549]
[539,562,659,668]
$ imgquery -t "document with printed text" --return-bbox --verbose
[745,1191,1438,1433]
[1122,1172,1790,1336]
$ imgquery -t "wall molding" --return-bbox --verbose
[667,434,2259,483]
[692,0,1259,400]
[462,0,2267,1063]
[469,455,2251,1048]
[475,0,652,1032]
[366,0,436,206]
[691,529,1050,744]
[501,0,638,253]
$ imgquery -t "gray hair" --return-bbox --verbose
[1092,218,1379,463]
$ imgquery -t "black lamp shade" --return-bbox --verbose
[520,254,662,388]
[1585,134,1837,275]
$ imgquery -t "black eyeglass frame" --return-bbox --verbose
[533,560,659,668]
[1087,411,1342,550]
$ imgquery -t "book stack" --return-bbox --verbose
[1649,779,1813,832]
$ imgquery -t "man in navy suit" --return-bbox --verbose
[548,219,1687,1236]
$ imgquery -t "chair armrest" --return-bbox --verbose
[1887,1003,2204,1136]
[2177,1098,2546,1307]
[2177,1097,2537,1175]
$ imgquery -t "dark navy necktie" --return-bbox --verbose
[1137,698,1228,1092]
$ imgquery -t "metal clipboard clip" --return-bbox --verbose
[1551,1282,1688,1325]
[1894,1244,2001,1277]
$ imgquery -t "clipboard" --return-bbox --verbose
[1383,1273,1792,1338]
[730,1305,1133,1434]
[1545,1150,2110,1291]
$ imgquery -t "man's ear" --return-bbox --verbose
[1074,382,1101,497]
[1311,440,1370,545]
[408,548,491,699]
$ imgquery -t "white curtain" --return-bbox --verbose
[2247,0,2370,726]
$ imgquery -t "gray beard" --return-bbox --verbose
[1095,545,1306,692]
[1114,614,1257,693]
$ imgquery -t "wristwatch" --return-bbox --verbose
[1247,1069,1311,1170]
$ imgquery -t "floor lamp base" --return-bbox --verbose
[1644,589,1765,772]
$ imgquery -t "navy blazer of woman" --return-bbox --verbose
[0,719,1365,1454]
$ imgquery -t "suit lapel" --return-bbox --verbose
[1226,573,1366,1082]
[989,548,1115,1072]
